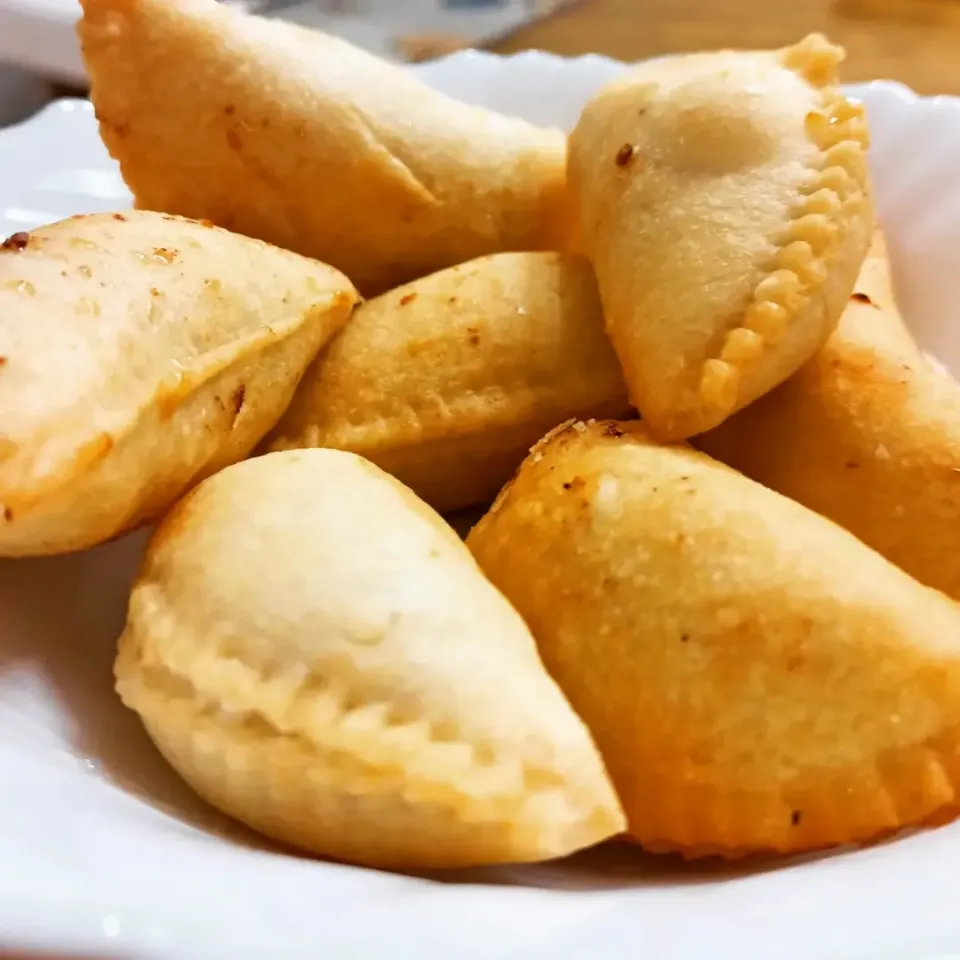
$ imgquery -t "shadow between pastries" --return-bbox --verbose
[0,211,355,557]
[267,252,632,513]
[115,449,624,869]
[468,419,960,858]
[699,233,960,601]
[568,34,874,440]
[77,0,575,295]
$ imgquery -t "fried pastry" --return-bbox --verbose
[567,34,874,440]
[78,0,574,295]
[115,449,625,869]
[468,419,960,857]
[267,252,632,512]
[0,211,356,556]
[699,234,960,599]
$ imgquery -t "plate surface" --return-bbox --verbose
[3,51,960,960]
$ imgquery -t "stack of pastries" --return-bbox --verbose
[2,0,957,871]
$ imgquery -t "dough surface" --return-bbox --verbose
[568,35,874,439]
[0,211,355,556]
[469,419,960,856]
[116,449,624,868]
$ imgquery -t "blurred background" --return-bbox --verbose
[2,0,960,126]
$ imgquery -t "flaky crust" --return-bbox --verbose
[0,211,356,556]
[568,34,874,440]
[116,449,624,869]
[699,234,960,600]
[78,0,574,295]
[468,419,960,857]
[267,252,631,512]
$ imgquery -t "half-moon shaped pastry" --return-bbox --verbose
[0,211,356,556]
[78,0,574,295]
[699,234,960,600]
[116,448,625,869]
[267,252,632,512]
[568,34,874,440]
[468,419,960,857]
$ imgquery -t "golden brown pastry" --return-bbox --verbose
[699,234,960,599]
[78,0,574,295]
[568,34,874,440]
[468,419,960,858]
[0,211,356,556]
[115,448,625,869]
[267,252,632,512]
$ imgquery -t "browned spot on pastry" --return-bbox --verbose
[786,651,806,672]
[399,293,417,306]
[466,327,481,346]
[98,434,115,458]
[615,143,636,167]
[851,292,876,306]
[112,213,128,222]
[603,423,625,438]
[562,477,586,492]
[232,384,246,423]
[680,633,690,643]
[791,810,803,826]
[1,504,12,522]
[226,129,242,151]
[199,219,214,228]
[224,104,236,115]
[153,247,178,264]
[0,357,6,367]
[1,232,29,252]
[846,461,860,469]
[77,433,116,468]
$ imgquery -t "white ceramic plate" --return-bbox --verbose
[3,52,960,960]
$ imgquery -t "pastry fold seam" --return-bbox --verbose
[1,287,355,511]
[277,380,622,452]
[120,646,596,823]
[345,104,439,208]
[636,733,960,859]
[699,76,869,413]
